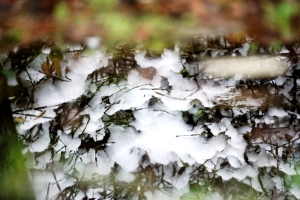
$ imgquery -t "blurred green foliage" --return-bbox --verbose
[263,1,299,40]
[88,0,117,10]
[0,138,33,200]
[70,0,198,53]
[1,0,299,53]
[271,40,283,54]
[53,2,70,22]
[0,69,15,78]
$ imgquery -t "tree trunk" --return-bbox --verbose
[0,78,35,200]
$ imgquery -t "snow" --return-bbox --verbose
[221,144,245,164]
[287,110,300,119]
[85,36,101,49]
[170,172,190,190]
[237,42,250,56]
[256,148,277,167]
[116,168,135,182]
[13,41,298,199]
[34,50,108,107]
[275,76,286,86]
[272,176,284,190]
[279,163,296,175]
[217,164,257,181]
[268,107,289,117]
[227,156,242,168]
[95,151,114,175]
[30,123,51,152]
[31,164,65,199]
[58,131,81,152]
[290,184,300,199]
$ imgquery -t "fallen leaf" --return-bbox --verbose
[35,110,46,120]
[14,117,28,123]
[65,66,70,74]
[250,127,262,140]
[285,134,293,142]
[41,60,52,76]
[136,66,156,80]
[52,58,62,76]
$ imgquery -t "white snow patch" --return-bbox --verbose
[30,124,51,152]
[268,107,288,117]
[116,169,135,182]
[279,163,296,175]
[217,165,257,181]
[85,37,101,49]
[34,51,108,107]
[290,184,300,199]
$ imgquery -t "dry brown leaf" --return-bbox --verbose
[35,110,46,120]
[250,127,262,140]
[14,117,28,123]
[226,32,246,46]
[65,66,70,74]
[286,148,294,159]
[41,61,52,76]
[285,134,293,142]
[52,58,62,76]
[137,66,157,80]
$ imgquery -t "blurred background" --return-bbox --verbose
[0,0,299,51]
